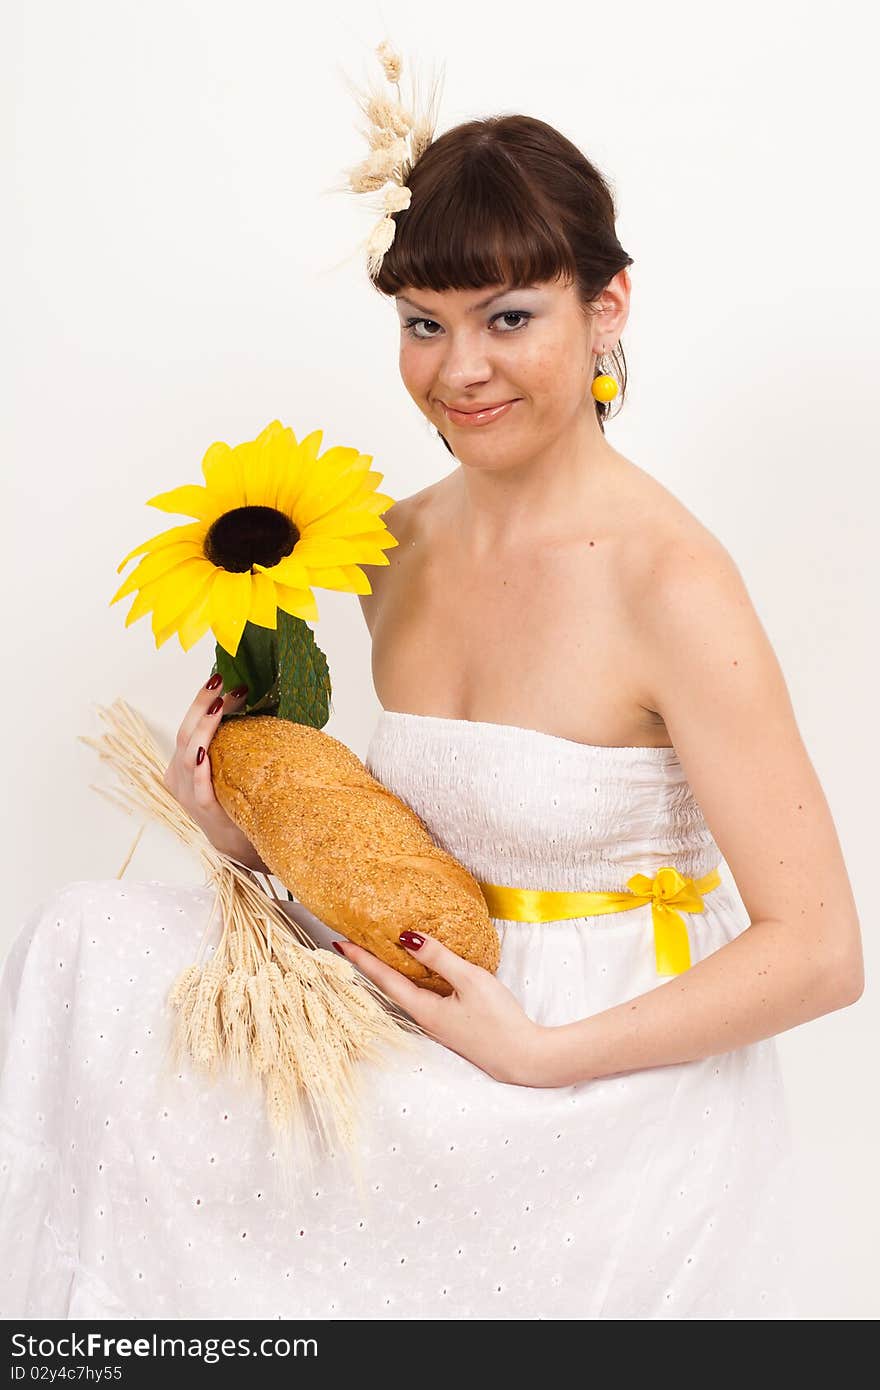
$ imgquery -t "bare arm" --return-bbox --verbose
[216,835,272,876]
[533,538,864,1086]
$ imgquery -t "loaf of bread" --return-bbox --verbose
[208,715,500,996]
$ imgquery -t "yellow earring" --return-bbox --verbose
[591,345,619,402]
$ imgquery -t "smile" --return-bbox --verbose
[441,400,519,427]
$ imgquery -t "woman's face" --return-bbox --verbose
[394,273,628,466]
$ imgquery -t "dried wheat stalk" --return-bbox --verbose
[78,697,430,1196]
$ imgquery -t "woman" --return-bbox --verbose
[0,114,863,1320]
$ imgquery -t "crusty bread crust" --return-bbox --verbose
[209,716,500,996]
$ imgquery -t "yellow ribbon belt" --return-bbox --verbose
[477,864,722,976]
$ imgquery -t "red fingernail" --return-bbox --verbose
[399,931,424,949]
[207,696,223,716]
[332,941,345,954]
[229,684,249,699]
[196,746,206,765]
[205,672,223,691]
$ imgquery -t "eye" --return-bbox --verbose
[402,309,533,340]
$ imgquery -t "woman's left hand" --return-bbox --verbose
[333,930,547,1086]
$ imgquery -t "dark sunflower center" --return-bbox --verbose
[204,506,299,574]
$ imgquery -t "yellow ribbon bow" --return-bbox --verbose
[477,864,722,976]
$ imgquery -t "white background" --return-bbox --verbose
[3,0,877,1318]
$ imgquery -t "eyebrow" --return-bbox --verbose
[396,285,533,316]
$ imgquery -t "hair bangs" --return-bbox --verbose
[374,156,576,298]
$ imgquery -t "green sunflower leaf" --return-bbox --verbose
[210,612,332,728]
[211,622,279,714]
[276,610,332,728]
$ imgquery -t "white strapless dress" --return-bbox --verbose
[0,710,806,1319]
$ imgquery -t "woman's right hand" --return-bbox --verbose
[162,674,269,872]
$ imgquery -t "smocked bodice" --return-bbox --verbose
[364,709,721,893]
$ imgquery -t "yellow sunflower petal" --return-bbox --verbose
[244,421,298,508]
[249,570,279,629]
[337,469,385,508]
[357,529,399,552]
[319,533,396,565]
[115,522,206,575]
[274,429,325,517]
[347,486,397,515]
[177,579,217,652]
[149,558,216,634]
[123,584,161,629]
[373,497,398,518]
[256,553,310,589]
[153,568,215,648]
[122,562,195,627]
[293,449,370,528]
[273,582,319,623]
[305,564,373,595]
[290,536,367,567]
[145,484,220,521]
[272,471,308,525]
[294,465,372,527]
[110,542,205,604]
[243,448,276,509]
[210,569,253,656]
[342,564,375,594]
[200,440,247,513]
[254,418,296,450]
[301,507,401,539]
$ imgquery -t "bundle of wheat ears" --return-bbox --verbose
[81,693,501,1199]
[79,698,432,1199]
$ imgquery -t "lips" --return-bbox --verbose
[442,400,514,413]
[440,399,519,427]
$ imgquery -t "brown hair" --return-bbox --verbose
[371,114,634,457]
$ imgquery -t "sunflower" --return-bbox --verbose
[110,420,398,656]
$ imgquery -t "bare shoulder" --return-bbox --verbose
[614,456,770,719]
[357,479,444,634]
[607,452,756,692]
[614,455,742,611]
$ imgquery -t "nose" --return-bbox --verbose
[435,340,495,398]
